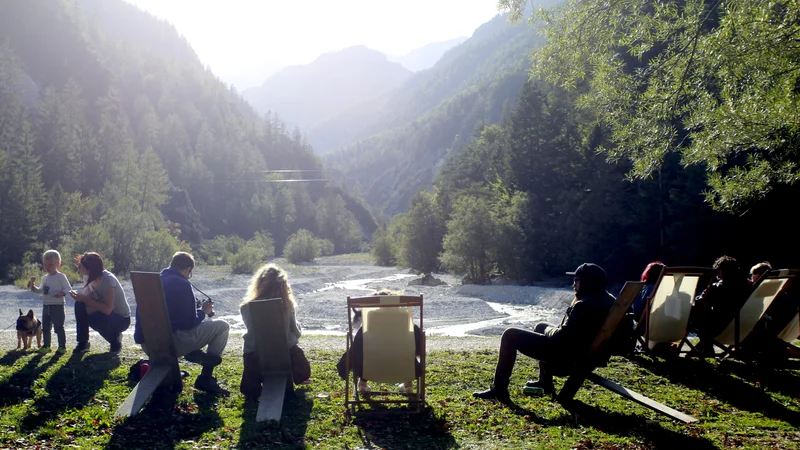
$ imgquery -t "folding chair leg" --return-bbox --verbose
[587,373,697,423]
[557,373,587,404]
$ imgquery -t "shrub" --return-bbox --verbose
[316,238,334,257]
[371,228,395,266]
[10,263,43,289]
[198,235,246,265]
[230,246,264,274]
[248,231,276,260]
[284,229,319,264]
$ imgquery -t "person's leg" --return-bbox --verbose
[172,322,230,395]
[41,305,53,349]
[74,301,90,351]
[88,313,130,351]
[474,328,554,402]
[240,352,262,400]
[52,305,67,350]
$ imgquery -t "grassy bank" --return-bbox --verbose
[0,345,798,449]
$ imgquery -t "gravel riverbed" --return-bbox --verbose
[0,255,574,351]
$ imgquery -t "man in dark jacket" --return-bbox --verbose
[133,252,230,395]
[473,263,616,403]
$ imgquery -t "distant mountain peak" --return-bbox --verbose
[387,37,468,72]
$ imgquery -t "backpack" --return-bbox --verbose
[128,359,149,383]
[609,311,637,356]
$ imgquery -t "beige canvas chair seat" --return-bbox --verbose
[641,267,715,352]
[345,294,425,413]
[711,269,795,357]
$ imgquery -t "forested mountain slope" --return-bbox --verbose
[0,0,375,278]
[320,11,551,215]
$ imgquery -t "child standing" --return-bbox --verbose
[28,250,71,354]
[239,264,311,400]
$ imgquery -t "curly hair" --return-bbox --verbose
[241,264,296,312]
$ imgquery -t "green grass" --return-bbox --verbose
[0,346,799,449]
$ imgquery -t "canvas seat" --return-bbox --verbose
[711,269,796,358]
[344,294,425,413]
[639,267,715,354]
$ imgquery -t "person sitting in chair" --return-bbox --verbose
[473,263,616,403]
[133,252,230,395]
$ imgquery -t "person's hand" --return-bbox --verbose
[201,300,214,315]
[55,291,65,298]
[69,290,86,302]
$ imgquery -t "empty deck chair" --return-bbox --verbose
[558,281,697,423]
[246,297,294,423]
[774,270,800,346]
[640,267,715,353]
[711,269,796,358]
[344,294,425,413]
[116,272,181,418]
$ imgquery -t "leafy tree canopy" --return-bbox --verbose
[501,0,800,212]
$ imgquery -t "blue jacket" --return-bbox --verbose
[133,267,204,344]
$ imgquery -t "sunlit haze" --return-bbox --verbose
[123,0,500,76]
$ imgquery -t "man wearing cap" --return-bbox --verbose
[473,263,616,403]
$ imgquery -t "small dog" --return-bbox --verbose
[16,309,42,350]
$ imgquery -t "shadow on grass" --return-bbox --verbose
[105,389,223,450]
[632,355,800,427]
[0,348,27,366]
[0,351,63,407]
[506,400,717,450]
[237,388,314,449]
[718,358,800,400]
[350,404,456,450]
[20,351,119,430]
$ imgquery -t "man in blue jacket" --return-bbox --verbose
[134,252,230,395]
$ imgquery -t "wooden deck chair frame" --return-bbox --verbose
[248,298,293,423]
[558,281,698,423]
[116,272,180,418]
[639,267,715,355]
[344,294,425,413]
[710,269,796,359]
[774,270,800,348]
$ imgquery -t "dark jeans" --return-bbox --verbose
[42,304,66,348]
[492,323,558,391]
[75,302,130,348]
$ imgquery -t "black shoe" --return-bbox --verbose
[75,342,91,353]
[194,375,230,396]
[472,387,511,403]
[524,380,556,394]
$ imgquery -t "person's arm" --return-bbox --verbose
[288,307,302,339]
[55,274,71,298]
[91,276,115,315]
[547,301,594,344]
[29,276,41,293]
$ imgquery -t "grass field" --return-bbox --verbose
[0,344,798,449]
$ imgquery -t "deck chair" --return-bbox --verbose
[774,270,800,345]
[640,267,715,354]
[711,269,796,358]
[116,272,181,418]
[558,281,698,423]
[245,298,293,423]
[344,294,425,413]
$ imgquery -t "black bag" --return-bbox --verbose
[609,312,637,356]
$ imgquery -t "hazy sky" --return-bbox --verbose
[124,0,500,75]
